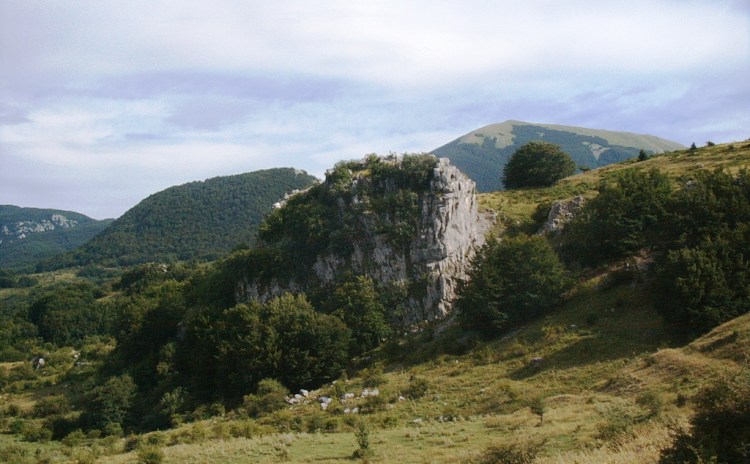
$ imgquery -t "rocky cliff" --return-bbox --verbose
[234,154,491,324]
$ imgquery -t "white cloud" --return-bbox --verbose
[1,0,749,218]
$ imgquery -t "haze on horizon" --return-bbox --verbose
[1,0,749,219]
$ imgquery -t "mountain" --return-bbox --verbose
[433,120,685,191]
[0,206,112,269]
[46,168,318,268]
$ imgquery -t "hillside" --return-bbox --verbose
[480,139,750,236]
[0,141,748,463]
[433,120,685,192]
[0,206,112,270]
[44,168,318,268]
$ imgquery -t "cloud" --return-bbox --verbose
[1,0,749,218]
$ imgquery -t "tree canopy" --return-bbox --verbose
[456,235,571,337]
[502,142,577,188]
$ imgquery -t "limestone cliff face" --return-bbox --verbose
[236,155,491,324]
[1,214,79,242]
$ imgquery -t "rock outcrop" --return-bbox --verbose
[236,155,491,324]
[1,214,79,241]
[539,195,586,235]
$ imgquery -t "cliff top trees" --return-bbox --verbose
[503,142,576,188]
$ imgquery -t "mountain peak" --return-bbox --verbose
[434,121,685,192]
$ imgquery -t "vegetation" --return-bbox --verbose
[502,142,577,188]
[562,168,672,265]
[433,121,675,192]
[41,168,317,268]
[0,141,749,463]
[659,375,750,464]
[0,205,112,270]
[456,235,571,337]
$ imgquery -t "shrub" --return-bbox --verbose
[243,378,289,418]
[502,142,576,188]
[457,235,571,337]
[81,374,136,434]
[636,391,664,418]
[659,376,750,464]
[478,440,543,464]
[361,365,387,388]
[653,230,750,337]
[528,396,546,425]
[137,444,164,464]
[32,395,70,418]
[352,419,373,459]
[562,168,672,266]
[62,429,86,447]
[21,421,52,442]
[403,376,430,399]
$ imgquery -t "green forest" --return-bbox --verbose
[40,168,317,269]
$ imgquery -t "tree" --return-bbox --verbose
[562,168,672,266]
[327,276,391,354]
[177,293,351,403]
[82,374,137,434]
[653,169,750,336]
[638,149,650,161]
[529,396,546,425]
[502,142,576,188]
[456,235,570,337]
[659,376,750,464]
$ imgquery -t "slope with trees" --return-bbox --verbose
[0,206,112,270]
[43,168,318,268]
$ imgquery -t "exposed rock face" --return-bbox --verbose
[236,155,491,323]
[539,195,586,235]
[1,214,79,241]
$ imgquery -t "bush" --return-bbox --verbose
[61,429,86,447]
[479,440,543,464]
[32,395,70,418]
[457,235,571,337]
[659,376,750,464]
[361,364,387,388]
[352,419,373,459]
[636,391,663,418]
[653,229,750,337]
[562,168,672,266]
[81,374,136,434]
[502,142,576,188]
[652,169,750,336]
[137,444,164,464]
[243,378,289,418]
[403,376,430,399]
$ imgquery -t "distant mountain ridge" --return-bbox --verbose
[0,206,112,269]
[43,168,319,268]
[433,120,685,191]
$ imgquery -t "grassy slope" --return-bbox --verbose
[1,279,735,464]
[1,141,749,463]
[480,140,750,235]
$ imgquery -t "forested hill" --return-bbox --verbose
[43,168,318,268]
[433,120,685,191]
[0,206,112,270]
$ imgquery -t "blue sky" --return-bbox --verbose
[1,1,749,219]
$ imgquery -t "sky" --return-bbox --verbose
[1,1,749,219]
